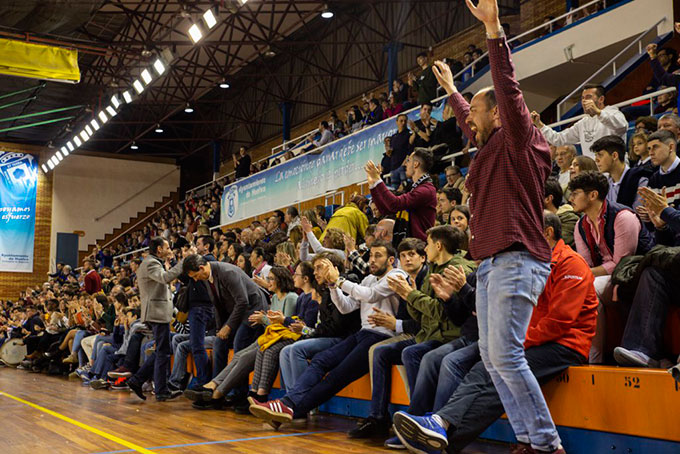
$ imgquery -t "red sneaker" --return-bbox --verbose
[111,377,129,390]
[511,443,536,454]
[248,399,294,424]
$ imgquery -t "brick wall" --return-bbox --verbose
[519,0,567,40]
[0,142,52,301]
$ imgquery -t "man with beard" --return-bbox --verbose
[248,241,407,427]
[429,0,564,452]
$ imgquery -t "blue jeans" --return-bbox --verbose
[279,337,341,391]
[368,337,415,420]
[169,336,215,388]
[92,345,121,379]
[282,330,388,416]
[91,335,114,364]
[390,166,406,189]
[408,338,478,415]
[401,340,441,395]
[188,305,213,386]
[476,251,557,451]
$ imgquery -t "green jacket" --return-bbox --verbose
[406,253,477,343]
[557,204,580,249]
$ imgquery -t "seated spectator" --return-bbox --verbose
[250,247,272,280]
[628,131,653,170]
[380,137,393,180]
[657,112,680,139]
[544,177,579,249]
[635,115,657,134]
[388,114,412,190]
[436,188,462,225]
[569,171,653,363]
[346,106,364,133]
[448,205,470,249]
[366,148,438,242]
[653,86,678,115]
[592,135,651,208]
[392,212,598,454]
[299,219,346,262]
[533,85,627,159]
[471,48,488,74]
[392,78,409,105]
[365,99,384,126]
[555,145,576,192]
[442,166,465,191]
[408,52,438,105]
[320,195,369,243]
[284,206,300,235]
[345,221,393,280]
[249,241,406,428]
[569,155,598,181]
[460,52,473,82]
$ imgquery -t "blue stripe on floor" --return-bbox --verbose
[90,430,336,454]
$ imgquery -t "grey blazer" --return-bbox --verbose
[138,255,184,324]
[208,262,269,331]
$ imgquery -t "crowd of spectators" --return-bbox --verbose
[2,5,679,454]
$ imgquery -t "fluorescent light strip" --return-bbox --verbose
[61,146,69,156]
[98,111,108,124]
[55,151,63,160]
[111,95,120,108]
[133,79,144,94]
[42,164,48,173]
[106,105,117,117]
[188,24,203,43]
[51,157,59,167]
[153,58,166,75]
[47,160,55,170]
[123,91,132,103]
[90,119,100,131]
[80,130,90,142]
[141,69,152,85]
[66,141,74,152]
[203,9,217,29]
[84,125,93,136]
[73,136,82,147]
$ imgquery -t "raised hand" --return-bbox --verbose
[530,111,544,128]
[432,61,457,96]
[343,234,357,254]
[364,160,381,186]
[646,43,658,59]
[638,186,669,216]
[300,216,313,234]
[465,0,500,29]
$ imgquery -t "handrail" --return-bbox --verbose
[271,128,319,155]
[453,0,606,82]
[556,17,666,120]
[93,167,179,222]
[113,246,149,261]
[439,86,678,162]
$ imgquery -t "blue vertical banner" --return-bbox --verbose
[0,151,38,272]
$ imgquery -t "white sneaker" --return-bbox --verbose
[613,347,659,367]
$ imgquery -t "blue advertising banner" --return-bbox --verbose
[221,101,440,225]
[0,152,38,272]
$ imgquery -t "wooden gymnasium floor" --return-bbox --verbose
[0,368,509,454]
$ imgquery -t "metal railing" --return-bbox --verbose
[439,86,678,162]
[556,16,667,120]
[271,128,319,155]
[453,0,607,83]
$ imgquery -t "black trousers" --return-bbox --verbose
[436,342,585,453]
[129,322,171,394]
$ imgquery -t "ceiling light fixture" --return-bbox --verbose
[98,111,108,124]
[80,130,90,142]
[321,5,334,19]
[66,141,74,152]
[184,103,194,113]
[73,136,82,147]
[47,160,55,170]
[133,79,144,94]
[51,157,59,167]
[42,164,48,173]
[203,9,217,29]
[56,151,63,160]
[61,146,69,156]
[188,24,203,44]
[219,82,230,89]
[130,142,139,150]
[155,124,164,133]
[84,125,93,136]
[90,119,100,131]
[141,69,153,85]
[111,95,120,108]
[123,90,132,103]
[106,105,117,117]
[153,58,166,75]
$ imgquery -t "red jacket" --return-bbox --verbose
[84,269,102,295]
[370,179,436,241]
[525,239,598,359]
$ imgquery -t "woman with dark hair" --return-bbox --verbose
[227,242,243,264]
[247,266,299,403]
[236,252,252,276]
[449,205,471,252]
[569,155,598,180]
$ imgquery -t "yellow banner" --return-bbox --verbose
[0,38,80,83]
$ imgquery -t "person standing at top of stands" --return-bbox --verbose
[126,237,184,402]
[430,0,564,452]
[82,259,102,295]
[531,84,627,160]
[233,146,251,180]
[365,148,437,242]
[389,114,412,190]
[408,103,437,149]
[408,52,438,105]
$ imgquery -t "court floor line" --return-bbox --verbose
[0,390,155,454]
[89,430,337,454]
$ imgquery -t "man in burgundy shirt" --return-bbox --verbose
[365,148,437,242]
[392,1,564,453]
[83,259,102,295]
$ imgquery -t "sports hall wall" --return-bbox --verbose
[0,142,52,300]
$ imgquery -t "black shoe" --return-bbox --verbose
[348,417,390,439]
[184,387,214,402]
[233,398,251,414]
[127,380,147,401]
[167,382,181,393]
[156,389,182,402]
[222,393,242,407]
[192,398,225,410]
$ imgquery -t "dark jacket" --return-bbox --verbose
[394,263,429,336]
[310,288,360,339]
[443,271,478,341]
[207,262,269,332]
[179,254,216,309]
[283,292,319,329]
[616,166,654,208]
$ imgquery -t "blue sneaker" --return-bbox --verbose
[385,435,406,449]
[393,412,448,454]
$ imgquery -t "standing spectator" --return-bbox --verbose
[82,259,102,295]
[409,103,437,149]
[365,99,384,126]
[380,137,392,180]
[389,114,412,190]
[233,146,251,180]
[532,85,628,159]
[383,93,404,119]
[408,52,438,105]
[645,43,680,91]
[392,78,409,105]
[95,246,113,269]
[126,237,184,402]
[366,148,437,241]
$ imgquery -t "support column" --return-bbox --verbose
[384,41,404,92]
[212,140,220,181]
[281,101,292,144]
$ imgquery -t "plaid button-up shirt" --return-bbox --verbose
[447,37,551,263]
